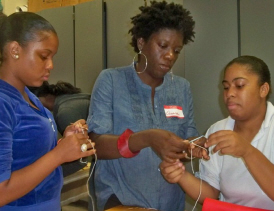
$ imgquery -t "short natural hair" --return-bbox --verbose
[128,1,195,53]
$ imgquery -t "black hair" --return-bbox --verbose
[0,12,57,63]
[224,55,272,99]
[29,81,81,97]
[0,11,6,28]
[128,0,195,53]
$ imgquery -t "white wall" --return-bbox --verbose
[2,0,28,15]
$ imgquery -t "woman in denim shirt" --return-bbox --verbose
[87,1,205,211]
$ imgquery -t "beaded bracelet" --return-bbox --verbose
[117,129,140,158]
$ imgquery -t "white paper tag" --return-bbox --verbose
[164,105,184,119]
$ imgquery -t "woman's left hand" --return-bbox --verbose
[205,130,252,158]
[159,160,185,183]
[63,119,88,137]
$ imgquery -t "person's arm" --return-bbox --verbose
[89,129,190,161]
[0,147,61,206]
[61,120,94,176]
[53,95,92,176]
[160,160,220,204]
[206,130,274,200]
[0,132,94,206]
[0,112,94,207]
[243,147,274,200]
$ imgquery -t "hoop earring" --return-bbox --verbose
[133,50,147,74]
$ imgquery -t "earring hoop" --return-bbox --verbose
[133,50,147,74]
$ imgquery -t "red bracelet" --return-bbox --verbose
[117,129,140,158]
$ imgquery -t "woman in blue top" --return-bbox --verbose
[0,12,96,211]
[87,1,206,211]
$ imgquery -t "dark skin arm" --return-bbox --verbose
[0,120,95,206]
[160,160,219,204]
[159,136,211,204]
[89,129,207,162]
[206,130,274,200]
[89,129,190,161]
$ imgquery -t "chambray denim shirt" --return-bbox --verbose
[0,80,62,211]
[87,64,198,211]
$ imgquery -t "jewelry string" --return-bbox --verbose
[79,126,97,211]
[87,140,97,211]
[189,140,207,211]
[80,127,89,164]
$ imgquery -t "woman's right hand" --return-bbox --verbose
[142,129,189,162]
[54,133,96,164]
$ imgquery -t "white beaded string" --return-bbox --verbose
[189,139,207,211]
[80,128,88,164]
[189,135,205,144]
[78,126,97,211]
[87,140,97,211]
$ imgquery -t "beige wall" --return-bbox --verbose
[2,0,28,15]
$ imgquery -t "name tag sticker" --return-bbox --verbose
[164,105,184,119]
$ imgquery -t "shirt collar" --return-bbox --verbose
[262,101,274,129]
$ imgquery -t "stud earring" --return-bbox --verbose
[14,54,19,59]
